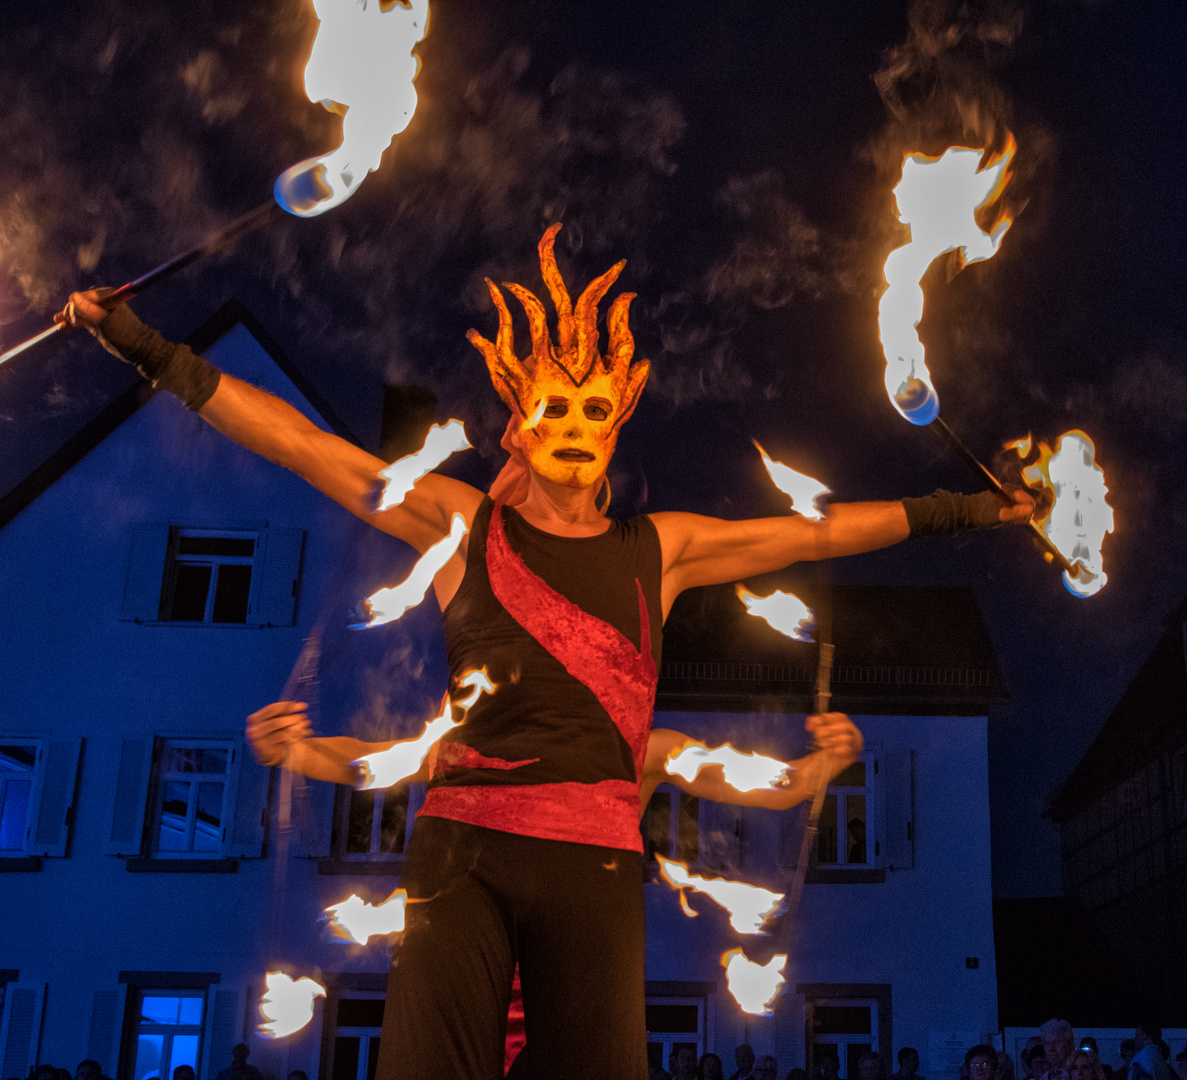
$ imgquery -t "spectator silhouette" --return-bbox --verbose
[1040,1021,1076,1080]
[754,1058,778,1080]
[215,1045,261,1080]
[1131,1026,1175,1080]
[1067,1050,1106,1080]
[75,1061,102,1080]
[859,1053,886,1080]
[672,1048,698,1080]
[731,1046,756,1080]
[1119,1043,1138,1080]
[895,1048,923,1080]
[173,1067,196,1080]
[698,1055,724,1080]
[998,1054,1017,1080]
[966,1044,999,1080]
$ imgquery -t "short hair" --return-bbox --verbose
[1137,1026,1163,1045]
[1065,1051,1104,1080]
[76,1063,102,1080]
[964,1046,999,1072]
[1040,1021,1074,1045]
[900,1050,919,1066]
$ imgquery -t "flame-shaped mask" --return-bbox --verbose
[467,224,650,489]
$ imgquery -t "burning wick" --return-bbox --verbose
[259,972,326,1038]
[878,137,1016,425]
[377,420,471,511]
[1006,430,1113,597]
[456,667,496,711]
[721,949,786,1016]
[275,0,429,217]
[754,443,829,520]
[354,701,459,789]
[736,584,814,643]
[326,888,408,944]
[656,856,785,934]
[666,739,794,794]
[361,513,467,627]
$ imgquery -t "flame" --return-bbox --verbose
[666,738,793,795]
[275,0,429,217]
[325,888,408,944]
[456,667,496,711]
[259,972,326,1038]
[656,856,784,934]
[721,949,786,1016]
[522,398,548,431]
[377,420,471,511]
[754,442,830,521]
[736,584,814,643]
[362,513,467,626]
[355,700,458,788]
[878,135,1016,425]
[1006,430,1113,597]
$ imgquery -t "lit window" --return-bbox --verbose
[130,992,205,1080]
[0,745,36,853]
[817,758,872,867]
[164,531,257,624]
[154,743,231,855]
[641,784,699,866]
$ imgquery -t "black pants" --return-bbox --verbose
[375,816,648,1080]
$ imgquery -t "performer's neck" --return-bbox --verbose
[511,474,612,537]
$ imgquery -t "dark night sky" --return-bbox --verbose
[1,0,1185,897]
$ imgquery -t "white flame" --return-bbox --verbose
[377,420,471,511]
[275,0,429,217]
[722,950,786,1016]
[326,888,408,944]
[755,443,830,521]
[259,972,326,1038]
[878,138,1015,425]
[736,584,814,643]
[355,701,458,789]
[665,740,793,795]
[362,513,467,626]
[657,856,784,934]
[456,668,496,711]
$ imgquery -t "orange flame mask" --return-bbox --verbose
[467,224,650,490]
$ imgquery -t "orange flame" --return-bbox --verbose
[878,135,1017,425]
[1006,430,1113,597]
[665,738,793,795]
[754,442,830,521]
[456,667,496,711]
[377,420,471,511]
[362,513,467,626]
[325,888,408,944]
[275,0,429,217]
[354,700,458,789]
[736,584,814,643]
[656,856,784,934]
[259,972,326,1038]
[721,949,786,1016]
[521,397,548,431]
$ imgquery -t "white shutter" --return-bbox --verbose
[879,749,914,869]
[120,523,170,621]
[203,987,241,1080]
[290,779,335,859]
[0,983,46,1080]
[87,987,126,1076]
[104,738,154,855]
[26,738,83,857]
[223,741,269,858]
[249,528,305,626]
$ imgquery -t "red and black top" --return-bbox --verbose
[418,497,663,853]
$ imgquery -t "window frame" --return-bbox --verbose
[150,740,237,858]
[329,783,426,867]
[641,783,701,871]
[125,989,207,1080]
[319,990,387,1080]
[162,528,259,625]
[800,982,893,1080]
[815,752,877,870]
[0,735,83,860]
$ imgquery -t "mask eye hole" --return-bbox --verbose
[542,401,568,419]
[583,401,611,422]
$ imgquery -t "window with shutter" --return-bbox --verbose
[0,737,83,859]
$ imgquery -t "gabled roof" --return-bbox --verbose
[1046,609,1187,822]
[0,300,359,530]
[657,582,1008,714]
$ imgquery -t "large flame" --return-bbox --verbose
[736,584,814,642]
[665,739,793,795]
[722,950,786,1016]
[377,420,471,511]
[878,136,1016,425]
[656,856,784,934]
[325,888,408,944]
[754,442,830,521]
[355,700,458,789]
[1006,430,1113,597]
[259,972,326,1038]
[275,0,429,217]
[362,513,467,626]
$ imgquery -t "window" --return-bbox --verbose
[810,997,878,1080]
[336,785,424,860]
[326,996,385,1080]
[129,993,204,1080]
[0,738,82,859]
[642,784,700,866]
[154,743,232,856]
[817,759,872,868]
[644,986,712,1079]
[121,523,305,627]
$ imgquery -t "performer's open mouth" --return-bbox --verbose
[553,448,595,462]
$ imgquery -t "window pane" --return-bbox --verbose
[158,781,193,851]
[134,1034,165,1080]
[193,782,224,852]
[832,761,866,788]
[845,795,867,864]
[643,791,672,862]
[333,1037,361,1080]
[178,537,256,557]
[141,996,183,1025]
[212,564,253,624]
[169,1035,200,1075]
[161,747,228,775]
[366,1037,380,1080]
[178,998,203,1025]
[347,789,377,854]
[818,794,838,864]
[338,998,386,1028]
[814,1005,871,1035]
[379,790,409,855]
[0,745,37,772]
[0,778,31,852]
[646,1004,700,1033]
[170,564,212,621]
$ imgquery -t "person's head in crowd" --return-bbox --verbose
[697,1053,724,1080]
[1066,1050,1106,1080]
[231,1046,250,1067]
[1025,1045,1050,1080]
[754,1058,778,1080]
[172,1066,195,1080]
[899,1049,921,1078]
[859,1053,886,1080]
[672,1047,697,1080]
[1042,1021,1076,1073]
[1079,1041,1099,1057]
[287,1072,309,1080]
[34,1065,57,1080]
[786,1070,809,1080]
[736,1046,756,1077]
[819,1052,841,1080]
[54,1067,73,1080]
[1172,1049,1186,1080]
[966,1044,999,1080]
[75,1061,102,1080]
[998,1052,1016,1080]
[1134,1028,1161,1053]
[1121,1043,1136,1069]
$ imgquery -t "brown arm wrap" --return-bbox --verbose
[902,488,1003,538]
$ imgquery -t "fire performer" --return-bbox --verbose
[59,223,1033,1080]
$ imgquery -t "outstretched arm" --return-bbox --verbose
[639,712,864,811]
